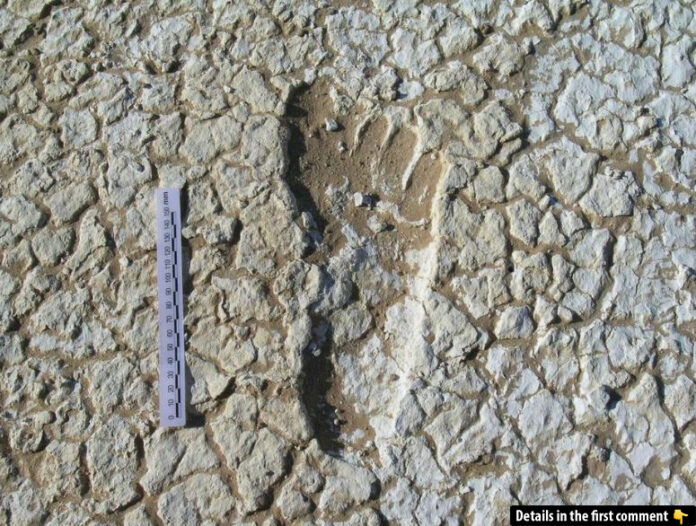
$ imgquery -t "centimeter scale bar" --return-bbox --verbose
[156,188,186,428]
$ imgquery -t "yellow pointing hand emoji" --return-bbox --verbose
[674,510,688,525]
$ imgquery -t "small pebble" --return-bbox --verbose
[300,211,317,229]
[325,117,339,131]
[353,192,374,208]
[367,215,388,233]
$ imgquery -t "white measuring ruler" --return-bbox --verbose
[156,188,186,427]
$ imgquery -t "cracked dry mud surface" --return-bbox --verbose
[1,0,696,524]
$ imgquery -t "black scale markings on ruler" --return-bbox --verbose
[156,188,186,427]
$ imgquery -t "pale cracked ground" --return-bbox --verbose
[1,0,696,524]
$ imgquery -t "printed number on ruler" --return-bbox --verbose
[156,188,186,427]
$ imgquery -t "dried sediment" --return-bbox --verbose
[1,1,696,524]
